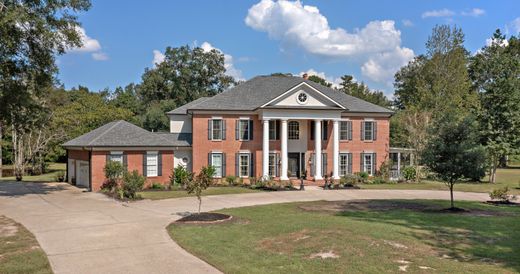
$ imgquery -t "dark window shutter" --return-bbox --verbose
[157,152,163,176]
[208,153,211,166]
[322,153,328,177]
[373,153,377,175]
[275,153,280,177]
[208,120,212,140]
[250,153,255,177]
[235,153,239,176]
[373,122,377,141]
[235,120,239,140]
[347,153,352,174]
[249,120,254,140]
[143,153,147,177]
[310,153,315,177]
[348,121,353,141]
[222,153,226,177]
[106,154,110,163]
[322,121,328,140]
[222,120,226,140]
[276,120,281,140]
[310,121,315,140]
[361,122,365,141]
[123,154,128,169]
[360,153,364,173]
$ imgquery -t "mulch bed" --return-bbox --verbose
[175,212,232,224]
[299,200,516,217]
[485,200,520,206]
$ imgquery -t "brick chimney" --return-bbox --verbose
[302,73,309,80]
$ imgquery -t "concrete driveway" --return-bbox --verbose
[0,181,489,274]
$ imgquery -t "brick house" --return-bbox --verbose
[64,75,393,191]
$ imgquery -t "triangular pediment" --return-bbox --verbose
[261,82,344,109]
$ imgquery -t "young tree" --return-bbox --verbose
[186,166,216,214]
[469,30,520,183]
[422,113,486,209]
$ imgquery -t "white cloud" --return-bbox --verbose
[245,0,414,85]
[68,27,107,61]
[92,52,109,61]
[421,9,455,18]
[152,50,165,65]
[299,69,342,88]
[485,37,509,47]
[402,19,414,27]
[461,8,485,17]
[200,42,244,81]
[361,47,414,84]
[508,17,520,34]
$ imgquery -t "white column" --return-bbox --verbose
[262,119,270,178]
[397,152,401,177]
[314,119,322,180]
[332,120,340,180]
[280,119,289,180]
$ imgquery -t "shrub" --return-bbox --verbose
[102,161,125,193]
[171,165,192,188]
[371,177,387,184]
[54,171,65,182]
[150,182,165,190]
[489,187,517,203]
[401,166,417,182]
[122,170,145,199]
[378,159,392,180]
[225,175,238,186]
[356,172,369,183]
[341,174,358,187]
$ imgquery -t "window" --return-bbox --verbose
[108,152,123,163]
[146,152,158,177]
[363,153,373,175]
[297,92,308,104]
[211,153,223,178]
[288,121,299,140]
[236,119,252,140]
[239,153,250,177]
[363,121,376,141]
[268,153,278,177]
[269,120,279,140]
[339,153,350,176]
[211,119,223,140]
[340,121,351,140]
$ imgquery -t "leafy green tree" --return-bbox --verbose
[338,75,391,107]
[141,100,176,132]
[186,166,216,213]
[469,30,520,183]
[422,113,486,209]
[110,84,143,116]
[308,75,332,87]
[138,45,234,106]
[0,0,91,178]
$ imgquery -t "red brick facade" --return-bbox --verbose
[68,149,174,191]
[192,114,390,180]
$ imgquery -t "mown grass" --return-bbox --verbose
[169,200,520,274]
[138,186,262,200]
[0,216,53,274]
[0,163,66,182]
[361,168,520,194]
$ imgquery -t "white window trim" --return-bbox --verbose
[146,152,159,177]
[288,121,300,140]
[211,119,223,141]
[211,153,223,178]
[339,153,350,176]
[108,151,123,163]
[363,154,373,176]
[269,120,278,140]
[238,119,251,141]
[364,121,374,141]
[339,121,350,141]
[238,153,250,178]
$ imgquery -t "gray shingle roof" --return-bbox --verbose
[176,75,393,114]
[166,97,211,115]
[63,120,191,148]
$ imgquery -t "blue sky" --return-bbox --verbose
[58,0,520,95]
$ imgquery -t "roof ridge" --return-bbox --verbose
[87,120,124,146]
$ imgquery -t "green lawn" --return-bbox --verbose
[169,200,520,274]
[0,163,66,182]
[361,168,520,194]
[0,216,53,274]
[138,187,262,200]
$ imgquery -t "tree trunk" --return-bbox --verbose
[489,156,498,184]
[498,155,508,168]
[198,197,201,214]
[449,183,454,209]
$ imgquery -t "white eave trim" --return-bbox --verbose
[260,82,346,110]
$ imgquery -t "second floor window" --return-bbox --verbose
[288,121,299,140]
[209,119,226,140]
[362,121,377,141]
[340,121,352,140]
[236,119,253,140]
[269,120,280,140]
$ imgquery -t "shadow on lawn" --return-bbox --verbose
[337,200,520,272]
[0,181,70,198]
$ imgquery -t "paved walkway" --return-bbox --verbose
[0,182,489,274]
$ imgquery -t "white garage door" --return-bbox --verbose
[76,160,90,188]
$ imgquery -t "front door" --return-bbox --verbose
[288,153,300,178]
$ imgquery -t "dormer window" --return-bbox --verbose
[297,92,308,104]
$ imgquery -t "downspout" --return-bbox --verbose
[88,148,92,192]
[65,149,69,183]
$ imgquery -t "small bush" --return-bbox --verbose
[355,172,369,183]
[171,165,192,188]
[54,171,65,182]
[150,182,165,190]
[341,174,358,187]
[225,175,238,186]
[122,170,145,199]
[401,166,417,182]
[371,177,387,184]
[489,187,517,203]
[104,161,125,181]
